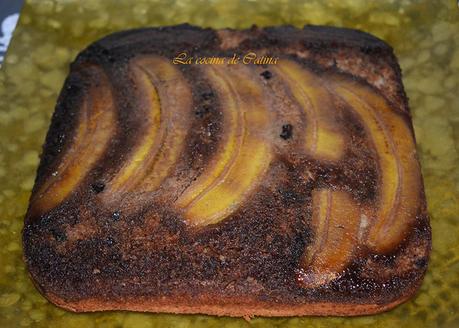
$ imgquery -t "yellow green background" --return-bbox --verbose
[1,0,458,327]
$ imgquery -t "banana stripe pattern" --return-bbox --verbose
[31,56,424,287]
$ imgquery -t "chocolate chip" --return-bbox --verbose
[195,105,210,118]
[91,181,105,193]
[51,228,66,242]
[277,188,304,206]
[201,91,214,100]
[106,236,115,246]
[260,70,272,79]
[415,257,428,269]
[112,211,121,221]
[280,124,293,140]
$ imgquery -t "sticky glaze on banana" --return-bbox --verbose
[29,66,115,217]
[298,189,361,288]
[107,56,192,194]
[176,64,273,226]
[299,74,422,286]
[331,77,422,254]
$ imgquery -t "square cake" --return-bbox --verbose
[22,24,431,317]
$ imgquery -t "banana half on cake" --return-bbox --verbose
[22,24,431,317]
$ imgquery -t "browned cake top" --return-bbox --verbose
[23,24,430,314]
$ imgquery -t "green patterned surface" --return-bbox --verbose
[0,0,458,327]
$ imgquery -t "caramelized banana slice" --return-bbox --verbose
[275,61,344,161]
[332,77,421,253]
[175,66,241,209]
[176,65,272,226]
[298,189,361,287]
[108,57,192,194]
[30,67,115,216]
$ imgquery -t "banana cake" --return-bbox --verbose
[22,24,431,317]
